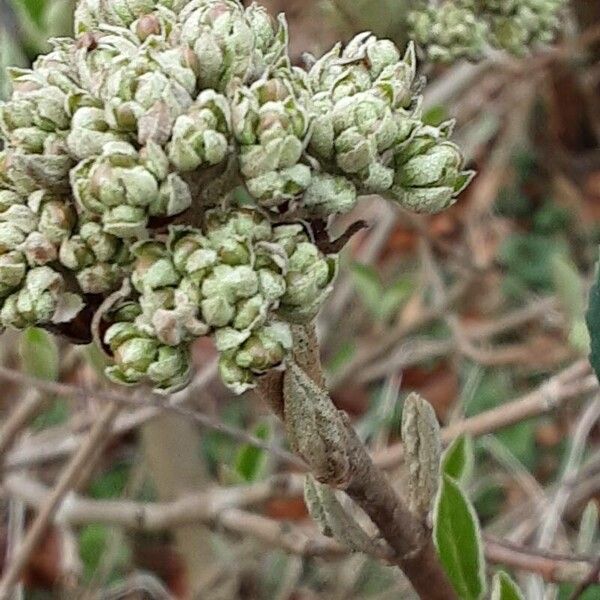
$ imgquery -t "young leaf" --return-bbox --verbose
[434,474,486,600]
[351,262,384,319]
[442,434,474,483]
[586,254,600,382]
[234,421,270,482]
[491,571,524,600]
[379,276,412,322]
[20,327,59,381]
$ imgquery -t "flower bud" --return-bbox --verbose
[302,173,357,217]
[0,252,27,298]
[179,0,254,90]
[104,319,191,391]
[0,266,83,328]
[167,90,231,171]
[390,126,474,214]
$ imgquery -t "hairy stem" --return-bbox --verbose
[258,324,458,600]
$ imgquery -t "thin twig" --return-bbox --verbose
[0,402,119,598]
[0,365,305,470]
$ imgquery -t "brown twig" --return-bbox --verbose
[0,401,119,597]
[0,390,44,462]
[374,360,597,470]
[8,471,600,585]
[0,365,305,470]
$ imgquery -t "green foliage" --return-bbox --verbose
[351,262,412,322]
[442,434,474,483]
[533,201,571,235]
[19,327,59,381]
[89,464,130,500]
[499,233,568,298]
[586,253,600,383]
[552,253,590,354]
[434,474,486,600]
[79,523,130,582]
[491,571,525,600]
[325,340,356,376]
[234,421,271,482]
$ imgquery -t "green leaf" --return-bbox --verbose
[19,327,59,381]
[442,435,474,483]
[234,421,270,482]
[434,474,486,600]
[586,253,600,382]
[379,276,412,321]
[351,262,384,319]
[491,571,524,600]
[351,263,412,322]
[326,341,356,376]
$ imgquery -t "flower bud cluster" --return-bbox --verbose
[0,0,475,394]
[103,207,335,392]
[408,0,564,61]
[307,35,473,214]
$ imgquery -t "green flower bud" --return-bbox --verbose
[104,319,191,391]
[272,225,338,324]
[101,40,196,144]
[307,37,422,197]
[204,206,272,246]
[71,142,191,235]
[0,252,27,298]
[480,0,563,55]
[4,150,73,195]
[389,125,474,213]
[29,191,76,245]
[132,239,181,292]
[67,107,129,160]
[232,72,312,210]
[179,0,254,90]
[217,321,292,393]
[167,90,231,171]
[74,0,188,33]
[302,173,357,217]
[0,266,83,328]
[59,221,128,294]
[245,5,287,74]
[22,232,58,266]
[0,189,25,213]
[102,205,148,238]
[408,4,489,62]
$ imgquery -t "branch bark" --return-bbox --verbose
[0,401,119,598]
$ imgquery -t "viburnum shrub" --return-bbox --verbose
[0,0,474,394]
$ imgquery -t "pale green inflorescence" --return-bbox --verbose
[0,0,474,393]
[408,0,565,61]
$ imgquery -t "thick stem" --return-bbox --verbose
[260,325,458,600]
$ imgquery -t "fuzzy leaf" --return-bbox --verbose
[434,474,486,600]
